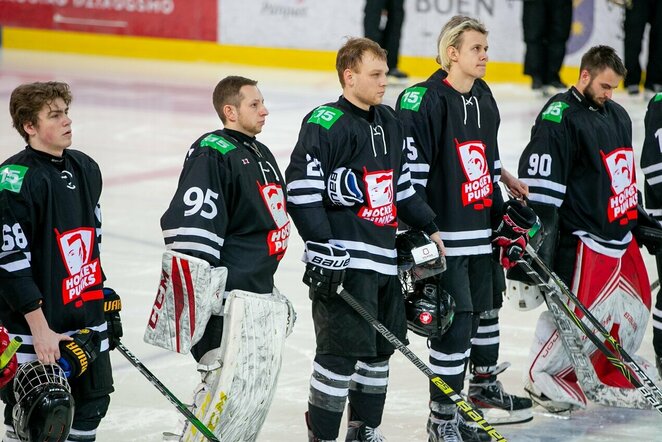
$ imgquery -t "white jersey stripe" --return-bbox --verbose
[444,245,493,256]
[331,240,397,257]
[439,228,492,241]
[287,179,325,191]
[287,194,323,205]
[347,257,397,275]
[166,241,220,259]
[521,178,567,193]
[162,227,224,246]
[407,163,430,172]
[641,162,662,175]
[528,193,564,207]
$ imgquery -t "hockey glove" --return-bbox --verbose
[103,287,123,350]
[303,241,350,301]
[58,328,100,378]
[633,204,662,255]
[0,326,18,390]
[327,167,364,206]
[493,199,538,269]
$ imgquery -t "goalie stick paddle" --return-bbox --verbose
[337,287,507,442]
[116,342,220,442]
[523,244,662,415]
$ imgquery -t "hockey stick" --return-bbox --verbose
[523,244,662,415]
[116,342,220,442]
[337,287,507,442]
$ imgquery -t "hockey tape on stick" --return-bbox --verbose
[338,287,507,442]
[0,337,21,369]
[116,342,220,442]
[523,244,662,415]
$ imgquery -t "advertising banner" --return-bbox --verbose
[0,0,217,41]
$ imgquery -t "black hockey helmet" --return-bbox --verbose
[396,230,445,281]
[404,282,455,338]
[12,361,74,442]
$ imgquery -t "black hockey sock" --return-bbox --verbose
[308,404,343,440]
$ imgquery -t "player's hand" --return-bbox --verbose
[429,231,446,256]
[303,241,350,301]
[493,200,538,269]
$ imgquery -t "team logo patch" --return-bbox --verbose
[654,93,662,103]
[541,101,570,123]
[0,165,28,193]
[602,148,637,223]
[357,168,397,226]
[200,134,237,155]
[307,106,343,130]
[56,227,102,306]
[456,140,493,208]
[399,87,427,112]
[258,182,290,256]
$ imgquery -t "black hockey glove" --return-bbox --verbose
[327,167,364,206]
[303,241,350,301]
[58,328,100,378]
[493,199,538,269]
[103,287,123,350]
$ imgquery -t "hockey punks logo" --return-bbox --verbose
[456,140,493,208]
[602,149,637,223]
[258,182,290,257]
[357,168,397,226]
[56,227,101,306]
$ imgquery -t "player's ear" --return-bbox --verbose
[223,104,236,123]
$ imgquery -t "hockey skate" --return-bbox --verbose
[468,363,533,425]
[524,381,578,415]
[345,406,386,442]
[428,404,491,442]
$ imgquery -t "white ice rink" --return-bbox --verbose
[0,48,661,441]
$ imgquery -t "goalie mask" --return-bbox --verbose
[396,230,445,281]
[12,361,74,442]
[404,283,455,338]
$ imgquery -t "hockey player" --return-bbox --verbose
[0,82,114,442]
[395,15,532,440]
[152,76,290,440]
[516,45,655,411]
[285,37,444,442]
[640,91,662,374]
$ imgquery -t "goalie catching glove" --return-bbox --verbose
[58,328,100,378]
[493,199,539,269]
[303,241,350,301]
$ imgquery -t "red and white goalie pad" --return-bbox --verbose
[143,251,227,354]
[527,239,657,409]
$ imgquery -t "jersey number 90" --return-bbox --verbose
[183,187,219,219]
[527,153,552,177]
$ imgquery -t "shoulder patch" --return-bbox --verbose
[654,93,662,103]
[307,106,343,130]
[399,86,428,112]
[200,134,237,155]
[0,164,28,193]
[541,101,570,123]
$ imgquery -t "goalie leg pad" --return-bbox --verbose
[144,251,227,354]
[181,289,292,442]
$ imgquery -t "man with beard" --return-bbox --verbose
[513,45,655,412]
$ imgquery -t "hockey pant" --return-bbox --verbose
[307,354,389,440]
[527,239,655,409]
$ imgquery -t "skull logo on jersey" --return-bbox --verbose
[258,182,290,256]
[456,140,493,208]
[56,227,101,305]
[357,169,397,226]
[602,149,637,223]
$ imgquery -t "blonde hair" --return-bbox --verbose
[436,16,488,71]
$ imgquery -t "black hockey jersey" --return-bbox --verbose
[396,70,502,256]
[161,128,288,294]
[641,93,662,221]
[518,87,637,257]
[0,147,106,362]
[285,96,436,276]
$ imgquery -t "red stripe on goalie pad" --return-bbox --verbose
[171,256,185,354]
[573,240,651,388]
